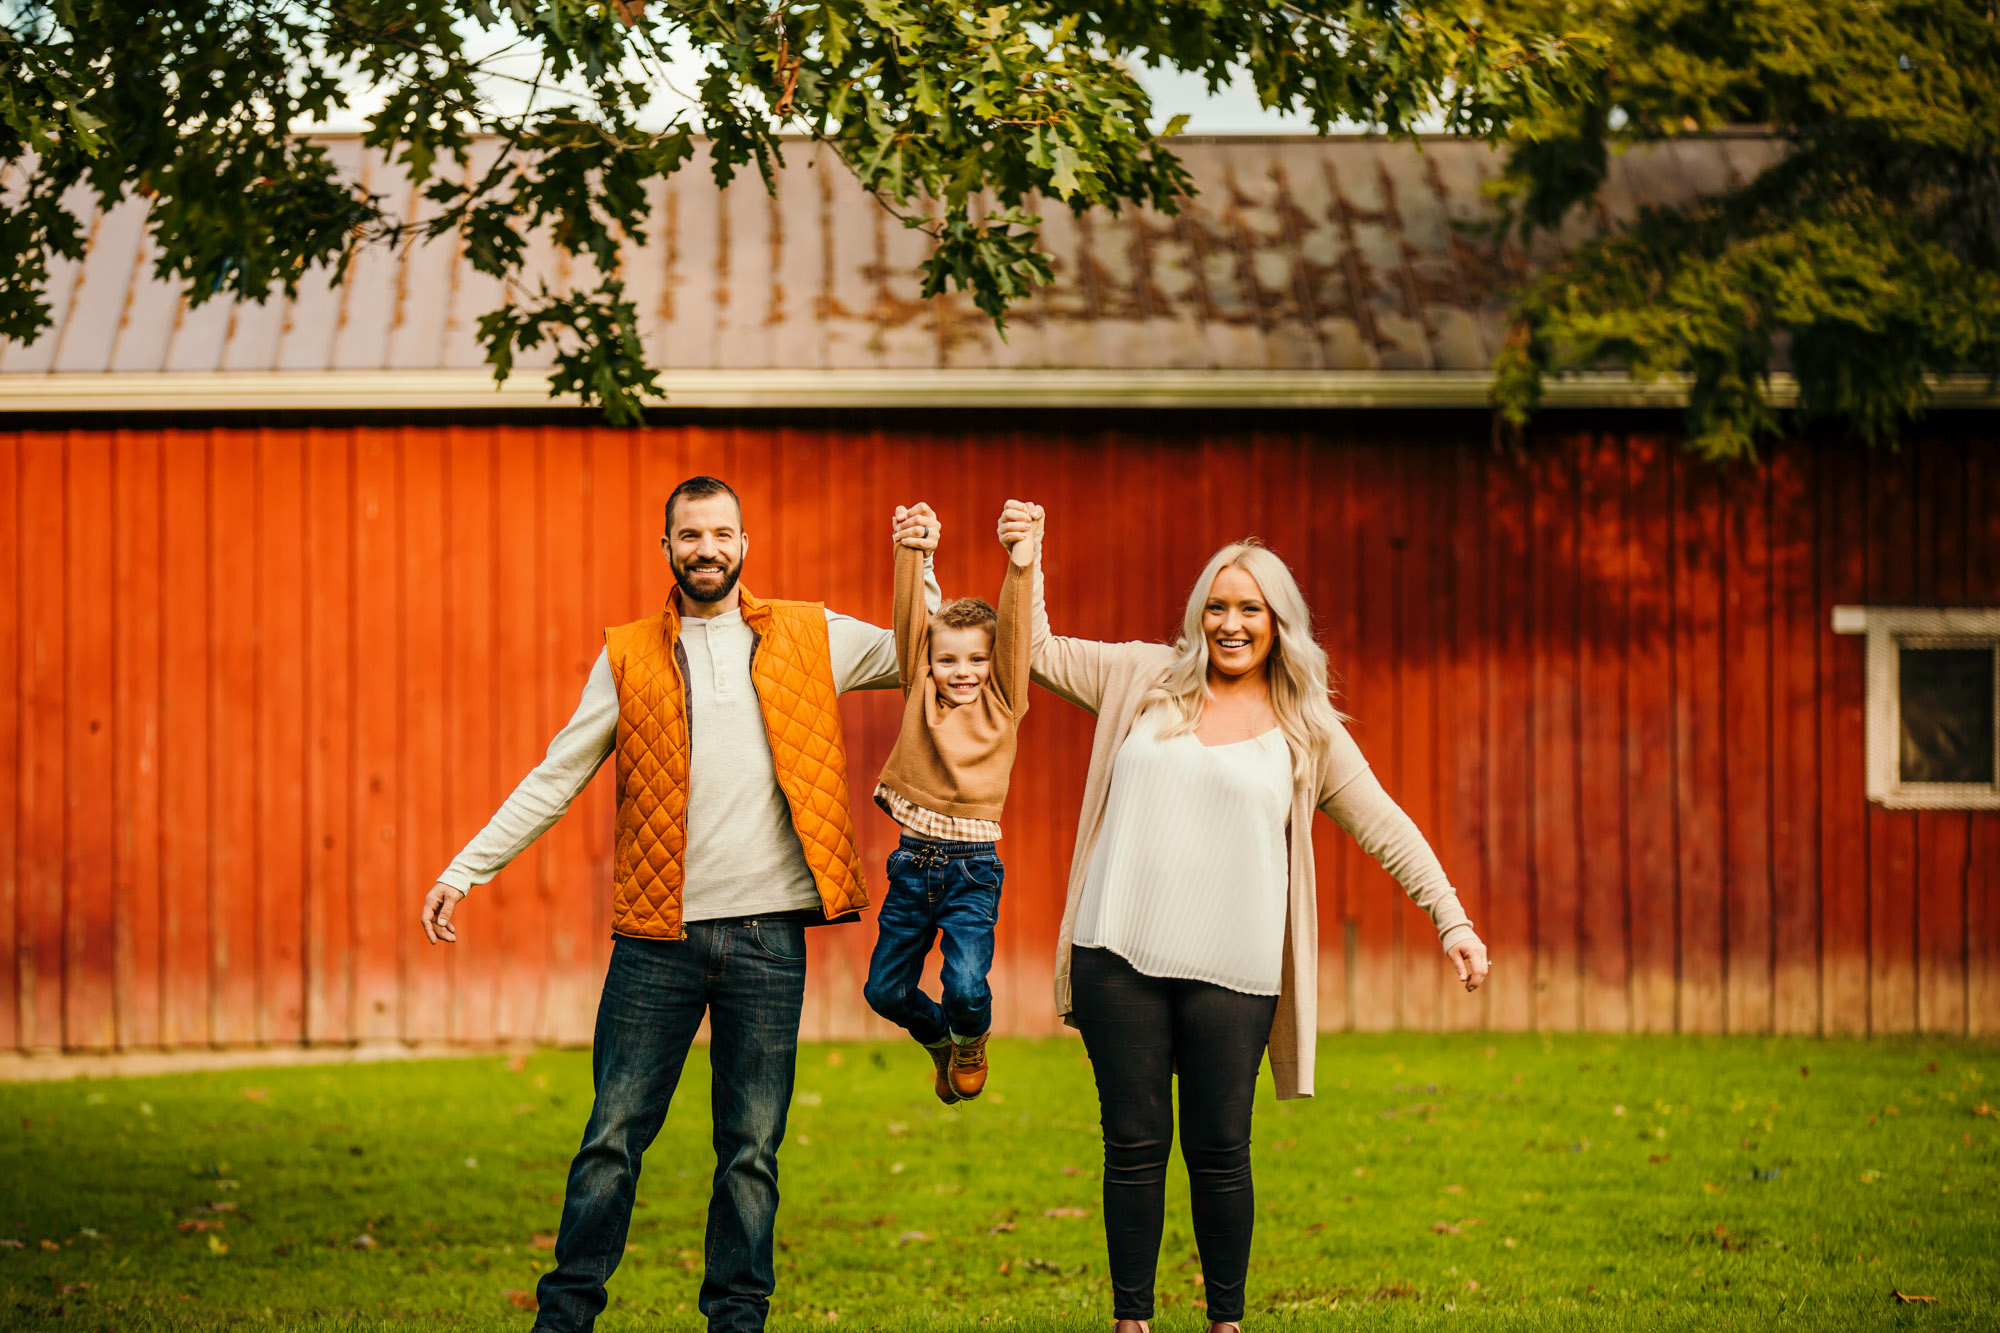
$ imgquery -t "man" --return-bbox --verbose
[420,476,940,1332]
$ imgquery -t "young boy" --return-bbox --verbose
[863,501,1035,1103]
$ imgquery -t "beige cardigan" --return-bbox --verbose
[1030,560,1479,1100]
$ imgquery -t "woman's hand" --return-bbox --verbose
[997,499,1043,550]
[1448,937,1490,992]
[894,503,941,552]
[997,500,1041,567]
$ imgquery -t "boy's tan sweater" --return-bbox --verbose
[875,542,1031,821]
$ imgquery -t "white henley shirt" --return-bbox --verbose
[437,571,936,921]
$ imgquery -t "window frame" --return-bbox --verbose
[1832,605,2000,810]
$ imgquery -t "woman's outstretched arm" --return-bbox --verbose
[1000,500,1117,714]
[1316,731,1490,991]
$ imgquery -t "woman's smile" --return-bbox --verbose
[1203,567,1274,677]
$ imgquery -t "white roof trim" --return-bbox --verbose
[0,368,1995,413]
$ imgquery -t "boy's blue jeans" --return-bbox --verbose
[863,834,1002,1044]
[533,919,807,1333]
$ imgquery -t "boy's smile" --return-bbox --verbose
[929,625,994,707]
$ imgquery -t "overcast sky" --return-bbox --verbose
[303,29,1313,135]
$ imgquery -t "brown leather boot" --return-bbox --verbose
[948,1033,990,1099]
[925,1039,961,1105]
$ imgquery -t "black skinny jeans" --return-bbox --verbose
[1070,945,1279,1323]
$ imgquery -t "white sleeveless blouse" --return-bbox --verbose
[1072,705,1293,995]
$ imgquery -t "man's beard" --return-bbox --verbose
[673,552,743,604]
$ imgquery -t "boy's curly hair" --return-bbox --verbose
[931,597,997,636]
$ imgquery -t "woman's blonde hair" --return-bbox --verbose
[1139,539,1348,782]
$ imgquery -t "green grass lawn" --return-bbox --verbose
[1,1033,1994,1332]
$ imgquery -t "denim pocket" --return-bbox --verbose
[747,918,808,962]
[960,857,1004,892]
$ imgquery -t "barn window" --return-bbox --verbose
[1833,606,2000,809]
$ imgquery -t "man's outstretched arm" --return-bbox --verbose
[829,503,943,694]
[421,651,618,943]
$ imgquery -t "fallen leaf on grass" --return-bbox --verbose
[175,1219,224,1235]
[39,1240,58,1251]
[1042,1207,1089,1219]
[1649,1153,1672,1165]
[825,1051,844,1067]
[1972,1103,1993,1118]
[1800,1065,1810,1078]
[531,1233,557,1251]
[1924,1061,1938,1074]
[987,1222,1015,1236]
[350,1234,378,1250]
[507,1053,529,1073]
[1431,1222,1461,1235]
[206,1234,229,1256]
[240,1087,269,1101]
[1893,1291,1938,1305]
[1306,1222,1327,1235]
[897,1231,931,1245]
[1060,1166,1083,1176]
[0,1240,21,1249]
[505,1290,539,1310]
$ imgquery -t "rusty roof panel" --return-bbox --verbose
[2,134,1765,378]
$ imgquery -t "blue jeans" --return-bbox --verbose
[862,834,1002,1044]
[533,918,807,1333]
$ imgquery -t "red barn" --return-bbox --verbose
[3,135,1996,1062]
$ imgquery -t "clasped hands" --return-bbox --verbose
[892,499,1044,564]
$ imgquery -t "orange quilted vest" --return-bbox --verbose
[602,588,870,939]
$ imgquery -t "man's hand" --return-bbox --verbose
[422,881,467,944]
[997,500,1043,562]
[1448,937,1490,992]
[893,502,941,552]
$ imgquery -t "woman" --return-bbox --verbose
[998,502,1489,1333]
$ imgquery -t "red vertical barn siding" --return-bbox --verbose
[3,415,1997,1051]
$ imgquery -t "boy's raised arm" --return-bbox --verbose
[893,537,932,694]
[992,522,1033,715]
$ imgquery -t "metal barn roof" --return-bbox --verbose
[0,132,1858,411]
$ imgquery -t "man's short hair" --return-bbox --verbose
[931,597,998,638]
[663,476,742,535]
